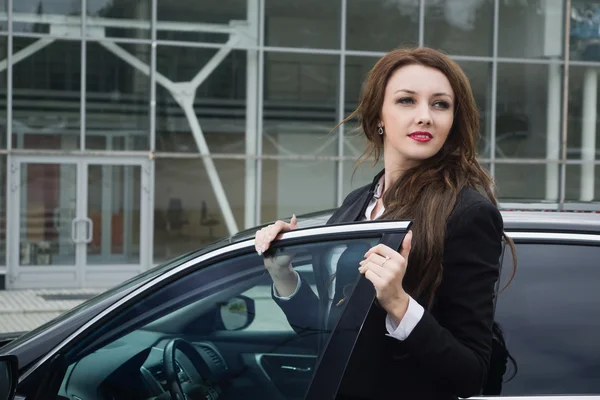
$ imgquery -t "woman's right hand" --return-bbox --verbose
[254,214,298,257]
[255,215,299,297]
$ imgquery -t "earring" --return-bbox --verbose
[378,125,384,135]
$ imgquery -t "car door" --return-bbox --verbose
[474,231,600,399]
[12,220,411,400]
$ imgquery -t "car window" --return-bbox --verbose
[50,237,379,400]
[494,242,600,396]
[0,245,222,356]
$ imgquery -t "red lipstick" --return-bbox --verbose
[408,131,433,143]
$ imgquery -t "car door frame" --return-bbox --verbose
[13,220,412,400]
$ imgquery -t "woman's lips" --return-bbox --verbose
[408,131,433,143]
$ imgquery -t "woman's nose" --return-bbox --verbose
[416,107,432,126]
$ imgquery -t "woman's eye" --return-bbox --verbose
[433,101,450,109]
[396,97,414,104]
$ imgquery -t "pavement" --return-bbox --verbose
[0,289,103,334]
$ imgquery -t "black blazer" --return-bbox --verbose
[274,170,504,400]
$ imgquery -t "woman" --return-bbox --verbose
[254,47,516,399]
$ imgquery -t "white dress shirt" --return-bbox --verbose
[274,176,424,341]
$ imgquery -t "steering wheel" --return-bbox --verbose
[163,338,218,400]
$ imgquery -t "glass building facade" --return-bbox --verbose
[0,0,598,289]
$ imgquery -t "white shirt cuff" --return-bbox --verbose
[272,270,301,300]
[385,296,425,341]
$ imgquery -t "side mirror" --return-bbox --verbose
[218,296,255,331]
[0,355,18,400]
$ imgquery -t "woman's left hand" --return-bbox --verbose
[359,231,412,324]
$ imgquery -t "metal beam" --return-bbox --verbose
[0,38,54,72]
[0,12,245,35]
[99,41,174,90]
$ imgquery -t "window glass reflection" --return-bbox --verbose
[86,42,150,151]
[263,52,339,156]
[346,0,418,52]
[424,0,493,56]
[153,159,244,263]
[11,38,80,150]
[265,0,340,48]
[568,0,600,62]
[87,0,151,40]
[565,165,600,201]
[495,63,562,160]
[13,0,81,34]
[261,160,336,224]
[499,0,564,59]
[494,164,550,201]
[496,243,600,395]
[157,0,246,44]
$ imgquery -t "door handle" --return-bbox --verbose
[71,218,93,244]
[84,218,93,244]
[71,218,79,243]
[280,366,312,372]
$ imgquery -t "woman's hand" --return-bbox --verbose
[255,215,299,297]
[255,214,298,256]
[359,231,413,324]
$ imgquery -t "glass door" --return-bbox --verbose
[83,159,151,288]
[8,156,151,289]
[8,159,80,289]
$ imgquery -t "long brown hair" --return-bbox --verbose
[341,47,517,308]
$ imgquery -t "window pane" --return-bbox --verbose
[154,158,244,263]
[157,0,246,44]
[87,0,151,40]
[567,65,600,161]
[424,0,493,56]
[499,0,564,59]
[265,0,340,48]
[567,0,600,62]
[496,63,563,160]
[86,42,150,151]
[261,160,336,223]
[457,61,492,158]
[156,47,247,154]
[13,0,81,34]
[494,164,549,201]
[263,52,338,156]
[11,38,80,150]
[496,243,600,395]
[565,165,600,201]
[0,4,7,31]
[87,165,141,266]
[62,236,380,399]
[345,55,377,116]
[346,0,418,52]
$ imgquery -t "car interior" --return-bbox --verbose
[54,238,378,400]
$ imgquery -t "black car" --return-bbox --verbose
[0,210,599,400]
